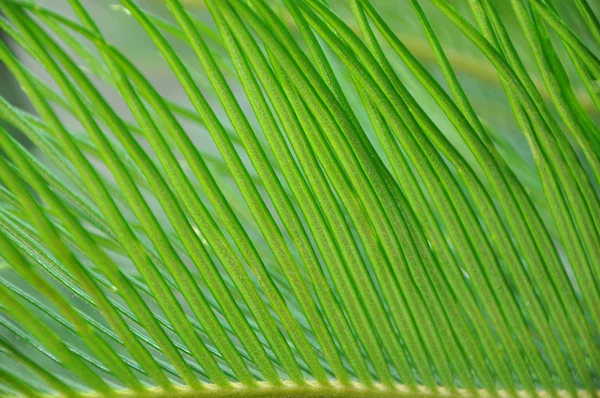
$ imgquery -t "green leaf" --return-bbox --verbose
[0,0,598,397]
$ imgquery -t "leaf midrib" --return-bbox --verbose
[8,382,590,398]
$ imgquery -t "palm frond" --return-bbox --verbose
[0,0,598,397]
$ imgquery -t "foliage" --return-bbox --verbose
[0,0,599,397]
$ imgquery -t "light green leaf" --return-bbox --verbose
[0,0,598,397]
